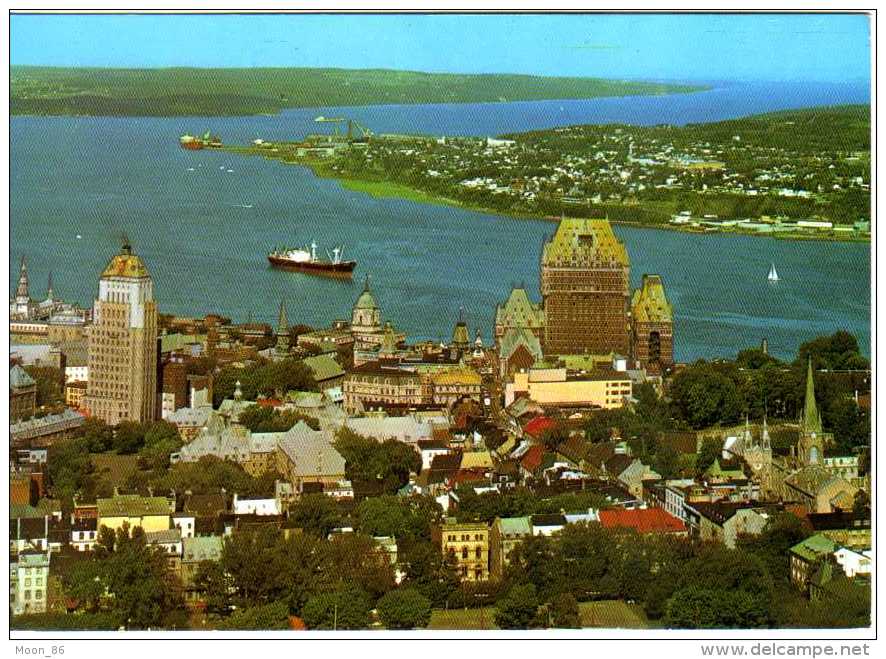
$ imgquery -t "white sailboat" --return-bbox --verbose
[767,263,779,282]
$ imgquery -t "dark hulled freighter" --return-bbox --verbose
[267,242,356,276]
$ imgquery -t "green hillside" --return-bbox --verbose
[10,66,706,117]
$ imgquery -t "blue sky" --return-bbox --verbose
[10,13,871,82]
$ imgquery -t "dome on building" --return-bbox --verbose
[353,275,379,311]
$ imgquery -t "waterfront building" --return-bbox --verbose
[540,219,631,356]
[297,324,355,353]
[631,274,674,372]
[84,241,159,425]
[10,258,89,326]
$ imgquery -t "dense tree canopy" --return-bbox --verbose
[212,358,317,406]
[334,428,422,494]
[63,525,183,629]
[376,588,432,629]
[236,405,320,432]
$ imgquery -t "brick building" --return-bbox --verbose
[541,218,631,356]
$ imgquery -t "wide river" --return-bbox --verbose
[10,81,871,361]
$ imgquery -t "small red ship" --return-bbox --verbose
[267,242,356,277]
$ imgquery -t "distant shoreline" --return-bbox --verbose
[9,66,707,117]
[231,149,869,245]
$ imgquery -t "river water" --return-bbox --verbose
[10,80,871,361]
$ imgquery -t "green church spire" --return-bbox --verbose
[802,357,822,434]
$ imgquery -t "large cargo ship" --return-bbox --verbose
[267,242,357,276]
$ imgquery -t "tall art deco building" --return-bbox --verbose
[85,241,158,425]
[540,218,632,356]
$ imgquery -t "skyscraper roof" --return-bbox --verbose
[101,241,151,279]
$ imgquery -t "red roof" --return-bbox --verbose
[523,415,557,439]
[258,398,282,408]
[449,469,489,487]
[599,508,685,534]
[520,444,546,473]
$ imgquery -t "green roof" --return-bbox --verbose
[17,552,50,567]
[497,516,532,536]
[705,458,745,479]
[96,494,172,519]
[541,218,628,268]
[789,533,838,562]
[303,354,345,382]
[354,277,379,310]
[631,274,673,323]
[9,364,36,389]
[495,287,544,329]
[160,333,206,353]
[499,327,543,362]
[183,536,224,562]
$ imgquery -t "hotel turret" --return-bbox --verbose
[631,274,674,372]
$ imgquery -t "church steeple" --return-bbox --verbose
[801,357,822,435]
[46,271,55,302]
[275,300,290,355]
[15,256,29,301]
[761,414,771,450]
[797,357,827,466]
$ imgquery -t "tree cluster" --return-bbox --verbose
[62,525,184,629]
[212,357,317,407]
[236,404,320,432]
[334,428,422,494]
